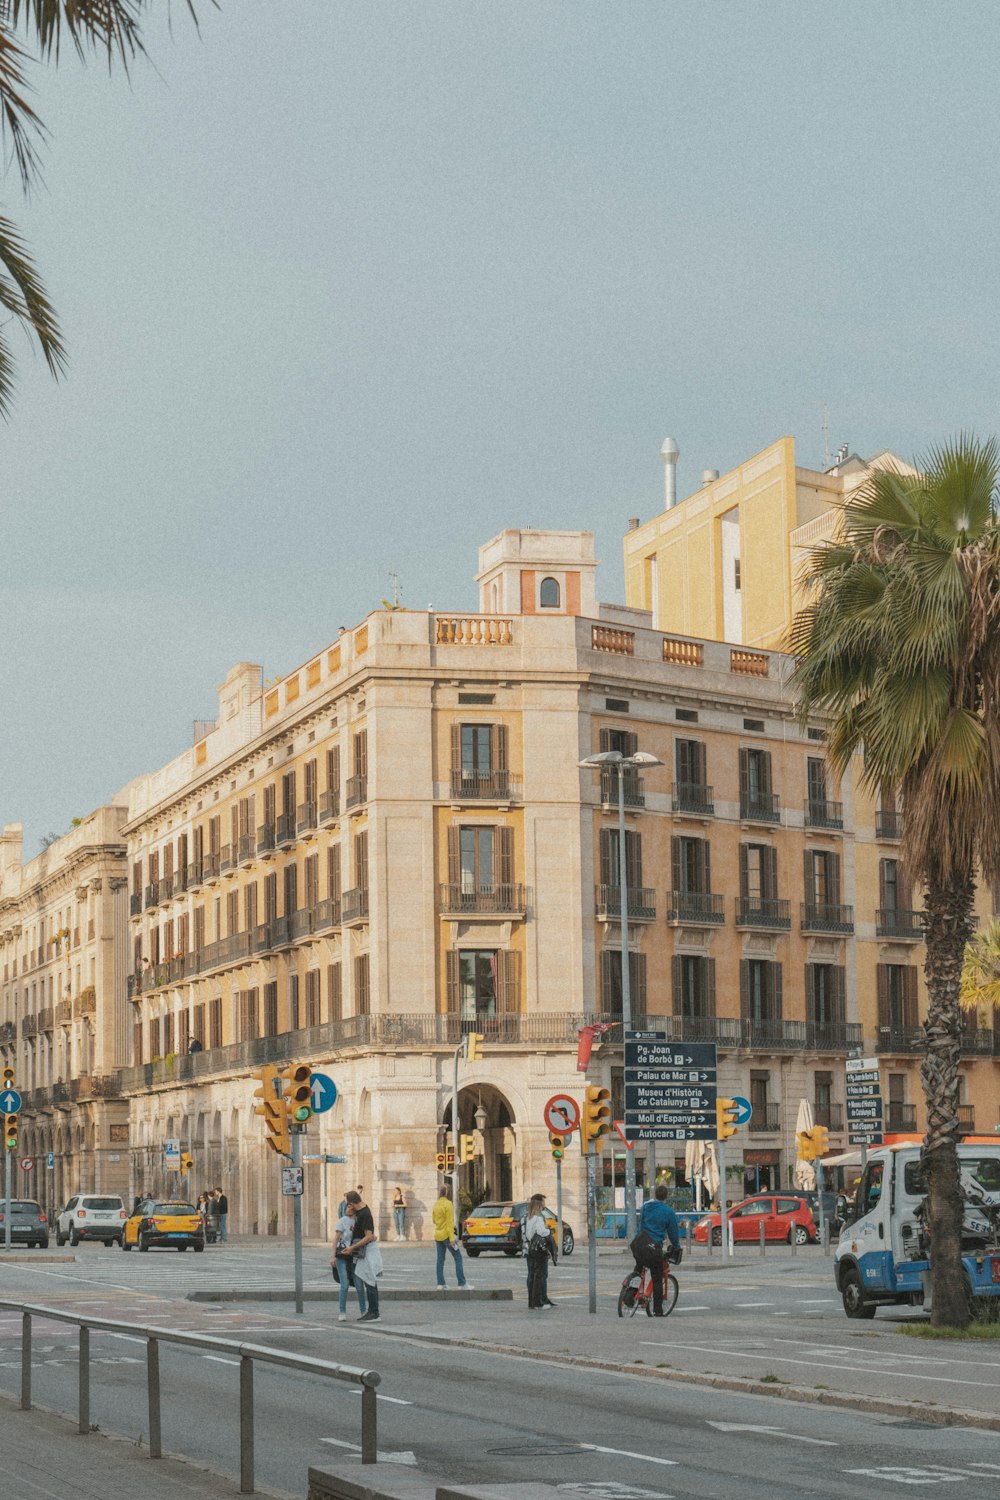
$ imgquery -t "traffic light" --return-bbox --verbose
[253,1065,290,1156]
[466,1032,485,1063]
[4,1114,17,1153]
[716,1098,739,1141]
[580,1084,611,1152]
[1,1066,14,1089]
[459,1133,475,1164]
[180,1151,193,1177]
[435,1152,447,1171]
[283,1062,313,1124]
[549,1131,565,1161]
[810,1125,829,1158]
[796,1129,817,1161]
[446,1146,456,1168]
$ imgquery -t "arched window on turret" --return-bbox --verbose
[539,576,560,608]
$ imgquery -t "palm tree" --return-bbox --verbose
[791,435,1000,1328]
[0,2,197,417]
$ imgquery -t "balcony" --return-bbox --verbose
[187,860,204,889]
[174,867,188,894]
[439,883,527,918]
[736,897,791,930]
[887,1102,917,1132]
[877,1026,923,1053]
[345,775,368,810]
[599,769,645,810]
[665,891,725,925]
[238,834,255,864]
[56,999,72,1024]
[297,801,318,835]
[450,769,512,802]
[814,1101,844,1131]
[672,782,715,817]
[0,1021,15,1045]
[129,893,142,917]
[806,1022,863,1052]
[342,887,370,924]
[144,883,159,910]
[594,885,656,922]
[876,809,903,840]
[75,986,96,1016]
[203,852,221,882]
[256,825,276,856]
[275,813,295,847]
[801,902,854,934]
[805,798,844,830]
[748,1102,781,1134]
[219,844,235,874]
[740,792,780,824]
[21,1014,36,1038]
[38,1006,54,1032]
[319,789,340,822]
[958,1104,976,1135]
[875,909,923,940]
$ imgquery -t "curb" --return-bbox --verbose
[187,1288,513,1303]
[367,1327,1000,1433]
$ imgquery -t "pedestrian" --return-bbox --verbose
[196,1191,208,1233]
[205,1189,221,1245]
[215,1186,229,1242]
[343,1190,382,1323]
[432,1188,471,1289]
[331,1204,366,1322]
[629,1183,680,1317]
[392,1186,407,1241]
[523,1194,556,1310]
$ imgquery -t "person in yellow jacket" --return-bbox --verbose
[432,1189,472,1289]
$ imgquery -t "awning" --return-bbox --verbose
[821,1151,863,1167]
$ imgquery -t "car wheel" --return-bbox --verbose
[193,1242,204,1253]
[69,1227,79,1247]
[503,1248,519,1257]
[121,1238,132,1252]
[103,1239,114,1248]
[789,1224,810,1246]
[55,1231,65,1246]
[466,1247,480,1258]
[841,1265,877,1319]
[139,1234,150,1252]
[711,1226,722,1247]
[40,1240,49,1250]
[561,1229,575,1257]
[177,1244,187,1252]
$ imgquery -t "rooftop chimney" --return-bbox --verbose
[660,437,679,508]
[701,468,719,487]
[627,516,640,531]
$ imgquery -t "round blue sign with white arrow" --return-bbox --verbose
[731,1094,753,1126]
[0,1088,22,1114]
[309,1073,337,1115]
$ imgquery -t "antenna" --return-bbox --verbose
[822,405,831,469]
[387,570,401,608]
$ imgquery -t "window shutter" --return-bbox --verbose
[623,730,638,758]
[738,747,750,795]
[903,968,918,1029]
[600,829,614,889]
[832,965,846,1024]
[163,844,173,881]
[803,849,815,904]
[772,962,783,1020]
[701,840,711,894]
[446,952,460,1014]
[830,851,842,903]
[738,845,749,901]
[739,959,749,1020]
[694,741,707,785]
[497,949,520,1013]
[599,727,612,752]
[805,964,815,1024]
[327,845,341,903]
[675,739,689,784]
[497,825,514,886]
[447,827,460,885]
[671,837,682,895]
[327,965,342,1023]
[761,750,773,796]
[451,723,462,776]
[491,723,508,773]
[600,950,616,1014]
[705,958,716,1017]
[876,964,890,1029]
[626,830,643,889]
[671,954,683,1016]
[879,859,888,909]
[631,953,647,1020]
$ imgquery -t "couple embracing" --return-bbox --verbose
[331,1189,384,1323]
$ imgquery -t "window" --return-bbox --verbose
[263,983,278,1037]
[806,964,845,1027]
[243,881,258,934]
[749,1071,770,1112]
[814,1070,833,1116]
[605,698,629,713]
[676,708,698,724]
[283,862,298,916]
[209,998,222,1050]
[880,858,900,913]
[740,960,783,1023]
[459,693,495,705]
[193,1003,206,1048]
[353,730,367,779]
[740,844,777,901]
[539,577,560,608]
[599,827,643,890]
[327,963,342,1022]
[877,964,918,1033]
[354,830,369,893]
[600,726,637,757]
[304,853,319,910]
[305,970,321,1027]
[288,973,299,1031]
[328,845,342,907]
[281,771,296,818]
[238,988,259,1041]
[739,747,775,816]
[264,872,277,923]
[804,849,842,906]
[806,757,827,805]
[226,889,239,937]
[671,955,716,1019]
[671,836,711,894]
[447,949,520,1019]
[675,738,706,789]
[734,558,741,591]
[460,827,493,892]
[599,951,647,1019]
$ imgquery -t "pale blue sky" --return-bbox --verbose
[4,1,999,846]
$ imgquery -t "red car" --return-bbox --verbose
[694,1194,817,1247]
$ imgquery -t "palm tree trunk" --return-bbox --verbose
[920,875,975,1328]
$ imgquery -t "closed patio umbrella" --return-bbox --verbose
[793,1098,817,1191]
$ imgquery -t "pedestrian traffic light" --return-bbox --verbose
[180,1151,193,1177]
[810,1125,830,1158]
[466,1032,485,1063]
[796,1129,817,1161]
[549,1131,565,1161]
[283,1062,313,1124]
[716,1098,739,1141]
[580,1084,611,1152]
[4,1114,17,1153]
[459,1133,475,1164]
[253,1065,290,1156]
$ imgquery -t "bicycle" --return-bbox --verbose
[617,1245,682,1318]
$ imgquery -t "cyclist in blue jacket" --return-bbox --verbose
[634,1183,681,1316]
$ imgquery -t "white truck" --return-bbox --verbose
[834,1140,1000,1319]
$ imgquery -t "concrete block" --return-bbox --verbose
[308,1462,439,1500]
[435,1487,565,1499]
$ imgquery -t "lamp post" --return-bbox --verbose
[579,748,663,1243]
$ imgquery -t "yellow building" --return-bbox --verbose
[623,437,917,650]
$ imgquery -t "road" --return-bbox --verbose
[0,1240,998,1498]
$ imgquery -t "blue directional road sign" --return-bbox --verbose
[0,1089,22,1114]
[731,1095,753,1126]
[309,1073,337,1115]
[623,1033,718,1142]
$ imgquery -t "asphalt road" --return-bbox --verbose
[1,1241,999,1498]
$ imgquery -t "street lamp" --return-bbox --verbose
[579,747,663,1243]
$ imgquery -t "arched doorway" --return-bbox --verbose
[443,1084,516,1206]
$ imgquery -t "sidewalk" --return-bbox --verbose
[0,1392,289,1500]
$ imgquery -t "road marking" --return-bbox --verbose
[348,1390,412,1405]
[845,1468,970,1485]
[557,1484,671,1498]
[202,1354,240,1366]
[578,1446,677,1468]
[734,1302,774,1308]
[707,1422,835,1446]
[648,1342,992,1388]
[673,1305,710,1312]
[108,1332,145,1344]
[798,1298,838,1304]
[320,1438,417,1466]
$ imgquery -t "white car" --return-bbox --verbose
[55,1193,128,1247]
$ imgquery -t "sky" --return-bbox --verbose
[3,0,1000,848]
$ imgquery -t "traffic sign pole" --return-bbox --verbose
[556,1154,563,1272]
[4,1143,10,1254]
[291,1126,304,1316]
[586,1140,597,1316]
[718,1140,731,1258]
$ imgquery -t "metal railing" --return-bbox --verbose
[740,792,780,823]
[449,768,515,801]
[748,1102,781,1133]
[801,901,854,933]
[875,908,923,939]
[804,797,843,829]
[594,884,656,921]
[735,897,791,929]
[600,769,645,808]
[672,781,714,816]
[665,891,725,925]
[438,882,526,917]
[876,809,903,839]
[0,1298,380,1488]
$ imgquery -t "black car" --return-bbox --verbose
[0,1199,49,1248]
[792,1190,843,1231]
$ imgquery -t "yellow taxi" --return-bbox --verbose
[461,1200,575,1258]
[121,1198,205,1253]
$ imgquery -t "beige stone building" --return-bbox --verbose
[0,809,131,1211]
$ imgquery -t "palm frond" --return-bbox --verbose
[0,211,65,415]
[0,24,45,191]
[959,919,1000,1012]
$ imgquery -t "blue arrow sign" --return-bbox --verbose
[309,1073,337,1114]
[0,1089,22,1114]
[731,1095,753,1126]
